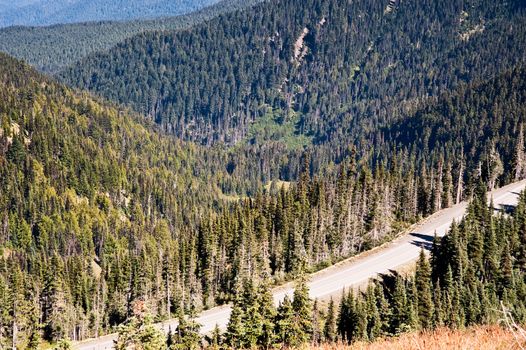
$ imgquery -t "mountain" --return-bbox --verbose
[59,0,526,156]
[2,0,526,347]
[0,52,431,345]
[0,51,235,234]
[0,0,223,27]
[2,50,526,346]
[0,0,263,73]
[0,52,248,346]
[0,0,39,11]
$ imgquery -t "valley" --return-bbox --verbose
[0,0,525,349]
[74,179,526,349]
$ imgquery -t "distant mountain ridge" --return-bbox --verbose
[58,0,526,152]
[0,0,264,72]
[0,0,221,27]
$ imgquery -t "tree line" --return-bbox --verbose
[2,38,526,349]
[109,186,526,349]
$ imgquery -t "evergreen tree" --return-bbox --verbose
[225,299,244,349]
[206,324,223,350]
[256,283,276,348]
[390,276,411,334]
[323,298,337,342]
[275,296,302,348]
[114,314,166,350]
[291,276,313,344]
[240,280,262,348]
[415,250,434,329]
[171,314,202,350]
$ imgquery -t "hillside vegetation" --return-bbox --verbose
[313,325,524,350]
[3,50,526,347]
[60,0,526,156]
[0,53,235,346]
[0,0,264,72]
[0,53,427,346]
[1,0,526,348]
[188,185,526,349]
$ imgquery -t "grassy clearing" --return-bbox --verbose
[246,106,312,150]
[264,180,292,192]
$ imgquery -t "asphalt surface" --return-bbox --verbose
[75,179,526,350]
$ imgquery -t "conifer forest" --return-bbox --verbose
[0,0,526,348]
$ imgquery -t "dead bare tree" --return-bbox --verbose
[500,302,526,350]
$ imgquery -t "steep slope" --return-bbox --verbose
[0,52,246,346]
[3,30,526,350]
[0,0,264,73]
[0,52,235,240]
[383,66,526,187]
[0,0,221,27]
[0,52,429,346]
[59,0,526,153]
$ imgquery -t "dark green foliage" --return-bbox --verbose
[323,298,336,342]
[0,0,264,73]
[0,53,257,345]
[415,249,434,329]
[275,295,304,348]
[225,301,244,349]
[1,52,458,345]
[59,0,526,168]
[2,0,526,346]
[390,276,413,334]
[56,0,526,210]
[291,277,313,344]
[335,189,526,344]
[224,279,278,349]
[256,283,277,348]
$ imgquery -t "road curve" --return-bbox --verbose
[75,180,526,350]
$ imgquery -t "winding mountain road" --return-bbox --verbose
[75,179,526,350]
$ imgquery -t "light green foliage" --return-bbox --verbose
[170,315,202,350]
[246,107,313,150]
[53,339,73,350]
[115,315,166,350]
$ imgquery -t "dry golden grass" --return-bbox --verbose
[311,325,526,350]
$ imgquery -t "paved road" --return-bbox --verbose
[75,180,526,350]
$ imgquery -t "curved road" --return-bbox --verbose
[75,180,526,350]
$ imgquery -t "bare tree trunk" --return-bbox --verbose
[11,301,16,350]
[456,159,464,204]
[515,124,525,180]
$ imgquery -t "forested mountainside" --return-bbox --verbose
[60,0,526,152]
[0,53,234,346]
[381,65,526,190]
[0,0,264,73]
[0,0,221,27]
[0,53,436,346]
[2,49,526,347]
[2,0,526,347]
[210,187,526,350]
